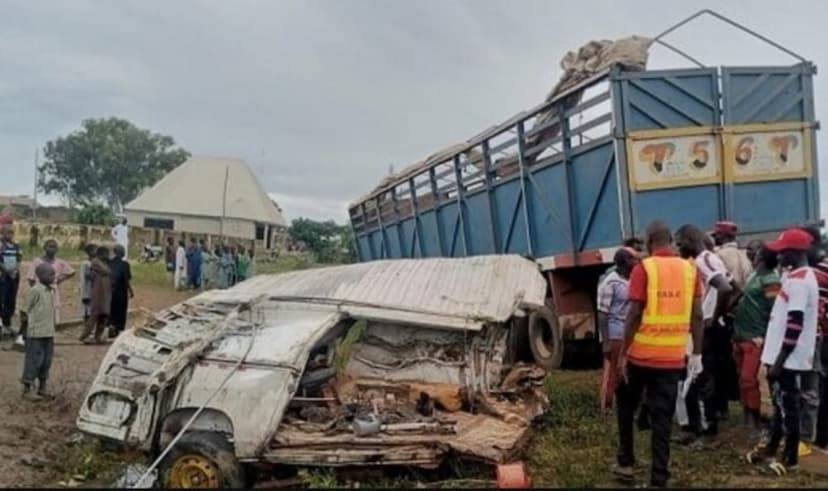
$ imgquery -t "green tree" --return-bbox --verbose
[289,218,356,264]
[74,203,116,226]
[39,117,190,211]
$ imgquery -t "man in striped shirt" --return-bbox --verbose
[752,228,819,474]
[803,226,828,450]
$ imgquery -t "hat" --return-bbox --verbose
[712,221,738,235]
[767,228,813,252]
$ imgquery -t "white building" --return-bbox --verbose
[125,156,287,249]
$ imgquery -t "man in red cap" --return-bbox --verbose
[712,221,753,289]
[748,228,819,475]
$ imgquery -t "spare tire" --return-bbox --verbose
[528,307,563,370]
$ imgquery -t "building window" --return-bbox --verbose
[144,217,174,230]
[255,224,266,241]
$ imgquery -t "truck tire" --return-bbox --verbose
[159,431,246,489]
[528,307,563,370]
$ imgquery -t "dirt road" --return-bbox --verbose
[0,271,193,488]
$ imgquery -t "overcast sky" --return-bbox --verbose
[1,0,826,223]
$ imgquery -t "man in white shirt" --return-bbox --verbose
[749,228,818,474]
[674,224,734,442]
[111,218,129,260]
[711,221,753,289]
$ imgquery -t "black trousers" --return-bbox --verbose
[768,369,804,466]
[617,363,682,485]
[707,323,737,415]
[110,289,129,333]
[0,275,19,327]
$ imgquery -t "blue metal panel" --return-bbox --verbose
[465,191,496,255]
[721,65,813,124]
[357,236,370,261]
[368,230,383,259]
[418,210,441,257]
[492,180,529,255]
[617,68,723,234]
[437,202,462,257]
[399,217,419,258]
[525,163,571,257]
[385,224,401,258]
[721,64,819,229]
[618,69,719,131]
[569,143,622,249]
[731,180,808,233]
[633,186,722,235]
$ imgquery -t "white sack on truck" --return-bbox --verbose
[524,36,653,168]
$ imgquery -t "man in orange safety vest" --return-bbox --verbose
[613,220,704,488]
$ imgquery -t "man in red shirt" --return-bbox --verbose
[614,221,704,488]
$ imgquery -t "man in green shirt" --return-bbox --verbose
[20,262,57,401]
[733,245,781,432]
[237,247,251,282]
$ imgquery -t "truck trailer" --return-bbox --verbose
[348,10,821,368]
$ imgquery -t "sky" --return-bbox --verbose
[1,0,827,223]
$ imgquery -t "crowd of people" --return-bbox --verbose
[0,224,134,400]
[165,236,255,291]
[597,219,828,487]
[0,220,257,402]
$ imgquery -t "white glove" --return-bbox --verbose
[687,354,703,379]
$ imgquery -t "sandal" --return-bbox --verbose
[766,459,798,476]
[746,447,770,465]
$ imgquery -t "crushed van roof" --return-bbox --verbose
[193,254,547,330]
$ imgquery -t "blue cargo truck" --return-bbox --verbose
[348,11,820,368]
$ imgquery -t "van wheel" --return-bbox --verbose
[159,431,246,489]
[528,307,563,370]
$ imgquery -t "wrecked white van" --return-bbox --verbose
[77,255,561,488]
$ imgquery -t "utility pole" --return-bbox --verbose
[32,148,39,220]
[219,165,230,240]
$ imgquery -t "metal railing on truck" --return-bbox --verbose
[350,10,820,266]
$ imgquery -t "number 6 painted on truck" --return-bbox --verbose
[735,137,754,165]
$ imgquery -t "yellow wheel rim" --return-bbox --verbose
[169,453,221,488]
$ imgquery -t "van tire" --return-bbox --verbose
[159,431,246,489]
[528,307,563,370]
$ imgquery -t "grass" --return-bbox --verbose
[130,261,171,288]
[294,370,828,488]
[54,439,135,487]
[255,254,318,275]
[525,370,828,488]
[125,254,321,289]
[333,320,367,377]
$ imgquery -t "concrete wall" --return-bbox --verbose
[13,220,289,255]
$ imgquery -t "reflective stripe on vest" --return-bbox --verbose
[628,256,696,368]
